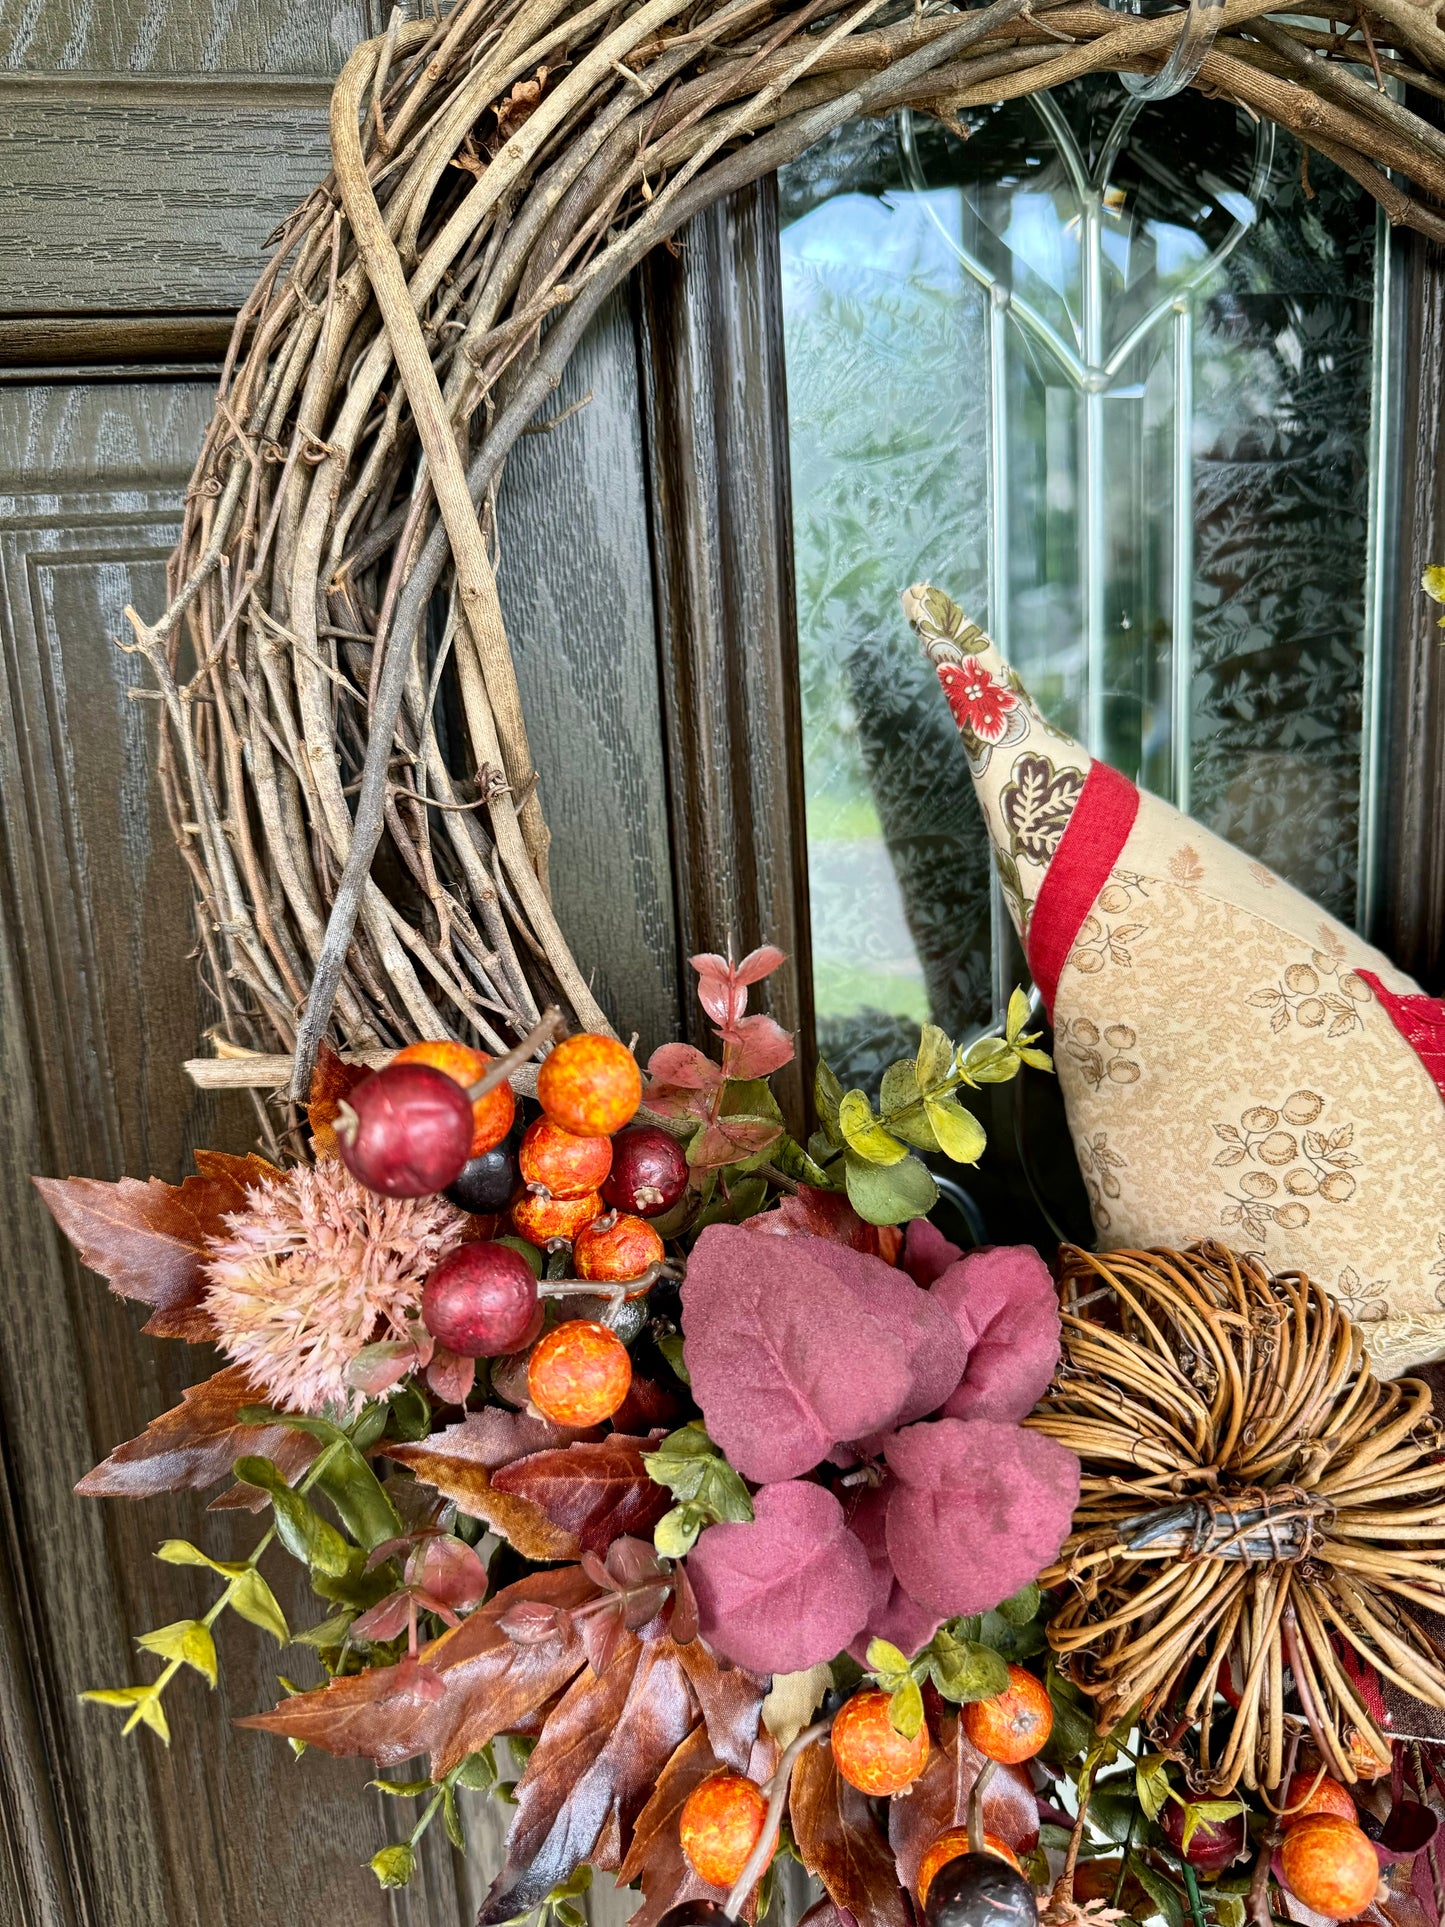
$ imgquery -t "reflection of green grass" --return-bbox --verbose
[806,793,883,841]
[812,959,929,1022]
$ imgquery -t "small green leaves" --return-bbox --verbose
[838,1091,908,1165]
[655,1332,690,1383]
[1424,564,1445,627]
[136,1619,217,1687]
[642,1422,752,1554]
[864,1638,925,1738]
[228,1567,290,1645]
[370,1843,417,1889]
[815,1057,845,1141]
[923,1094,987,1164]
[915,1023,954,1090]
[921,1622,1010,1704]
[155,1538,247,1578]
[1135,1752,1173,1822]
[994,1582,1041,1627]
[1179,1799,1246,1851]
[234,1455,354,1578]
[80,1684,171,1743]
[844,1149,937,1225]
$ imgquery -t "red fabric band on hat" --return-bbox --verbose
[1358,970,1445,1105]
[1025,760,1139,1020]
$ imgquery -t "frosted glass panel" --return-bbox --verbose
[779,83,1385,1088]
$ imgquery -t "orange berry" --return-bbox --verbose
[961,1666,1053,1765]
[393,1040,515,1158]
[1282,1771,1357,1827]
[831,1690,930,1796]
[537,1033,642,1137]
[1279,1814,1381,1921]
[575,1213,665,1287]
[679,1773,772,1889]
[510,1188,601,1247]
[518,1116,613,1200]
[917,1830,1020,1905]
[527,1319,632,1425]
[1345,1730,1392,1782]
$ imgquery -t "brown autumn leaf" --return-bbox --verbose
[491,1434,671,1556]
[76,1363,318,1499]
[34,1149,277,1340]
[674,1633,765,1772]
[791,1732,911,1927]
[479,1629,697,1924]
[888,1717,1039,1893]
[242,1564,598,1772]
[385,1409,603,1561]
[307,1044,372,1160]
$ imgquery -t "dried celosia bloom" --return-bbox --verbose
[203,1158,467,1417]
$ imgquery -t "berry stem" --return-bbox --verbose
[467,1007,564,1100]
[723,1718,834,1920]
[968,1758,997,1855]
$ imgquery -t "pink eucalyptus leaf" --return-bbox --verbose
[407,1534,489,1611]
[352,1590,414,1644]
[376,1656,446,1704]
[426,1346,476,1407]
[680,1225,915,1481]
[901,1218,964,1290]
[643,1085,713,1122]
[411,1589,464,1628]
[686,1481,872,1673]
[687,1118,782,1173]
[347,1339,425,1397]
[883,1418,1080,1617]
[647,1043,725,1090]
[690,956,748,1030]
[725,1014,796,1080]
[499,1599,570,1644]
[932,1245,1062,1424]
[734,945,787,985]
[844,1484,943,1662]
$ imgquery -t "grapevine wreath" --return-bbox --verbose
[32,2,1445,1927]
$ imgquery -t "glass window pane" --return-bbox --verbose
[779,84,1386,1089]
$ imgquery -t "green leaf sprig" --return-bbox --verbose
[368,1747,499,1886]
[811,991,1052,1225]
[641,1421,753,1555]
[862,1582,1045,1736]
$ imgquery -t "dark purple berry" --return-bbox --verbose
[335,1063,473,1197]
[1159,1796,1246,1871]
[924,1852,1038,1927]
[445,1138,520,1214]
[421,1242,540,1356]
[602,1125,688,1217]
[655,1905,734,1927]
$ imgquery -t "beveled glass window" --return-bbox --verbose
[779,82,1391,1087]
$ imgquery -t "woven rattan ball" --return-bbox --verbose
[1027,1241,1445,1793]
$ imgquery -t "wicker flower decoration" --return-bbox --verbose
[1028,1242,1445,1794]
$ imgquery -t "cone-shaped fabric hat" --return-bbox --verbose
[903,583,1445,1375]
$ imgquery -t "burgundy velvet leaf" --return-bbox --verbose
[837,1252,968,1430]
[478,1632,697,1924]
[932,1245,1061,1424]
[35,1149,276,1341]
[889,1717,1039,1893]
[241,1565,598,1774]
[491,1435,671,1556]
[647,1043,725,1090]
[75,1363,318,1498]
[686,1480,872,1673]
[901,1217,964,1289]
[727,1015,795,1079]
[791,1732,911,1927]
[680,1225,917,1481]
[884,1418,1080,1617]
[843,1483,942,1662]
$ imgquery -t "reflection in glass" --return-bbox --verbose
[779,83,1387,1090]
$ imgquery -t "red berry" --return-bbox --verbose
[537,1033,641,1137]
[1159,1797,1246,1872]
[679,1772,772,1888]
[527,1319,632,1424]
[831,1690,930,1795]
[510,1188,602,1247]
[392,1039,515,1157]
[335,1063,473,1197]
[518,1116,613,1200]
[421,1242,540,1357]
[575,1213,665,1285]
[603,1126,688,1216]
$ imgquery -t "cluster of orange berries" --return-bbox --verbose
[673,1667,1052,1913]
[337,1029,689,1427]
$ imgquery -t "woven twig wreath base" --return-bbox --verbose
[1028,1243,1445,1795]
[126,0,1445,1114]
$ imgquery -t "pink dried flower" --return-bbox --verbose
[203,1157,467,1417]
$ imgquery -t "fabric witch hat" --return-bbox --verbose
[902,583,1445,1377]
